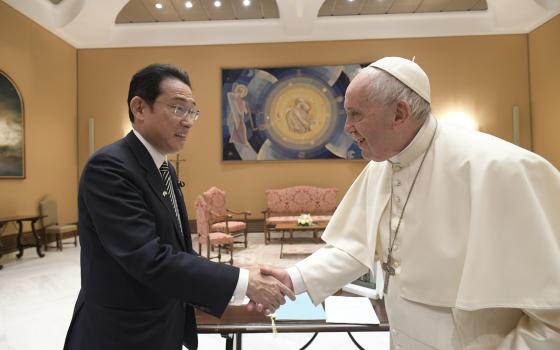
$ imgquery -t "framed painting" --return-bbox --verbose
[0,71,25,178]
[221,64,365,161]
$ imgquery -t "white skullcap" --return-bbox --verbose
[368,57,431,103]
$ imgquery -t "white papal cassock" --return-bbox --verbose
[288,116,560,349]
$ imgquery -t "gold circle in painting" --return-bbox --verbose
[267,81,333,151]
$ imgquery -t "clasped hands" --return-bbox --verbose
[246,265,294,315]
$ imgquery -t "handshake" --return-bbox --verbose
[245,265,294,315]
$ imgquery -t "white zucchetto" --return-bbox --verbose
[369,57,431,103]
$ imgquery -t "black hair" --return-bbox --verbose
[127,64,191,122]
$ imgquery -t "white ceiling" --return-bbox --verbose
[3,0,560,48]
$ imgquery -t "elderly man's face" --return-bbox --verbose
[344,71,398,161]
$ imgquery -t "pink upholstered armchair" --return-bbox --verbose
[194,195,234,264]
[201,186,251,248]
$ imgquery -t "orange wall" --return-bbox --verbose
[0,2,77,234]
[78,35,531,217]
[529,14,560,169]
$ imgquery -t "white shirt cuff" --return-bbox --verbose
[230,268,249,305]
[287,266,307,295]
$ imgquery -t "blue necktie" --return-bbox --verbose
[159,161,183,234]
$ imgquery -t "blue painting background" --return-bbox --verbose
[221,64,365,161]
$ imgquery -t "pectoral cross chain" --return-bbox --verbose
[382,255,396,294]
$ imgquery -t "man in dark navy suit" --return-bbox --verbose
[64,64,293,350]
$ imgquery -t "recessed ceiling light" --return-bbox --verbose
[185,1,193,8]
[155,3,163,9]
[243,0,251,6]
[214,0,222,7]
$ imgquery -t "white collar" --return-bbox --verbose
[132,128,167,170]
[389,115,437,166]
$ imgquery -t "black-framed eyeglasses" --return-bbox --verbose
[155,101,200,121]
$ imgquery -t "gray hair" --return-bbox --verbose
[365,67,431,121]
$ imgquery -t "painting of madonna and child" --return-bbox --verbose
[221,64,366,161]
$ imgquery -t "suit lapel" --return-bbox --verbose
[168,165,192,252]
[125,132,186,251]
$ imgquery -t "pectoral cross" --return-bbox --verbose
[381,255,396,294]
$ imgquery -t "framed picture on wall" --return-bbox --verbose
[221,64,366,161]
[0,70,25,178]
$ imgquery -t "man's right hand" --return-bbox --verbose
[246,266,295,315]
[246,265,295,313]
[260,265,293,292]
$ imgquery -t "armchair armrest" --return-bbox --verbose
[227,209,252,216]
[209,210,232,222]
[227,209,251,221]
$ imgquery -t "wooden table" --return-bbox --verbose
[274,222,327,258]
[0,215,45,269]
[196,292,388,350]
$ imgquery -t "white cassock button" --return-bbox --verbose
[392,260,400,268]
[394,179,402,186]
[395,196,402,203]
[393,242,400,252]
[392,164,402,171]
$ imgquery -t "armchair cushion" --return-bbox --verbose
[208,232,235,246]
[45,224,77,234]
[211,221,246,232]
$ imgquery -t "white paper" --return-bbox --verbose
[324,296,380,325]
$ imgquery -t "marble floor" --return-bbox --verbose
[0,233,389,350]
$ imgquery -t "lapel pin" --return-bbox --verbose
[163,191,168,197]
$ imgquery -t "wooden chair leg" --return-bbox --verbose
[218,245,222,263]
[264,228,268,245]
[229,243,234,265]
[44,233,49,251]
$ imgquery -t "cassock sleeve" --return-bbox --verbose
[497,309,560,349]
[295,244,369,305]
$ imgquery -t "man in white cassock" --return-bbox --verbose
[254,57,560,349]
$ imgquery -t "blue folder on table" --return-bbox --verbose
[275,292,326,321]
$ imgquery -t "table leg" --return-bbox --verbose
[235,333,242,350]
[0,223,4,269]
[222,333,234,350]
[31,219,44,258]
[16,221,24,259]
[299,332,319,350]
[280,231,285,258]
[347,332,366,350]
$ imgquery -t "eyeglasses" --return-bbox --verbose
[155,101,200,122]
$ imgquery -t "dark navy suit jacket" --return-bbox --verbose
[64,132,239,350]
